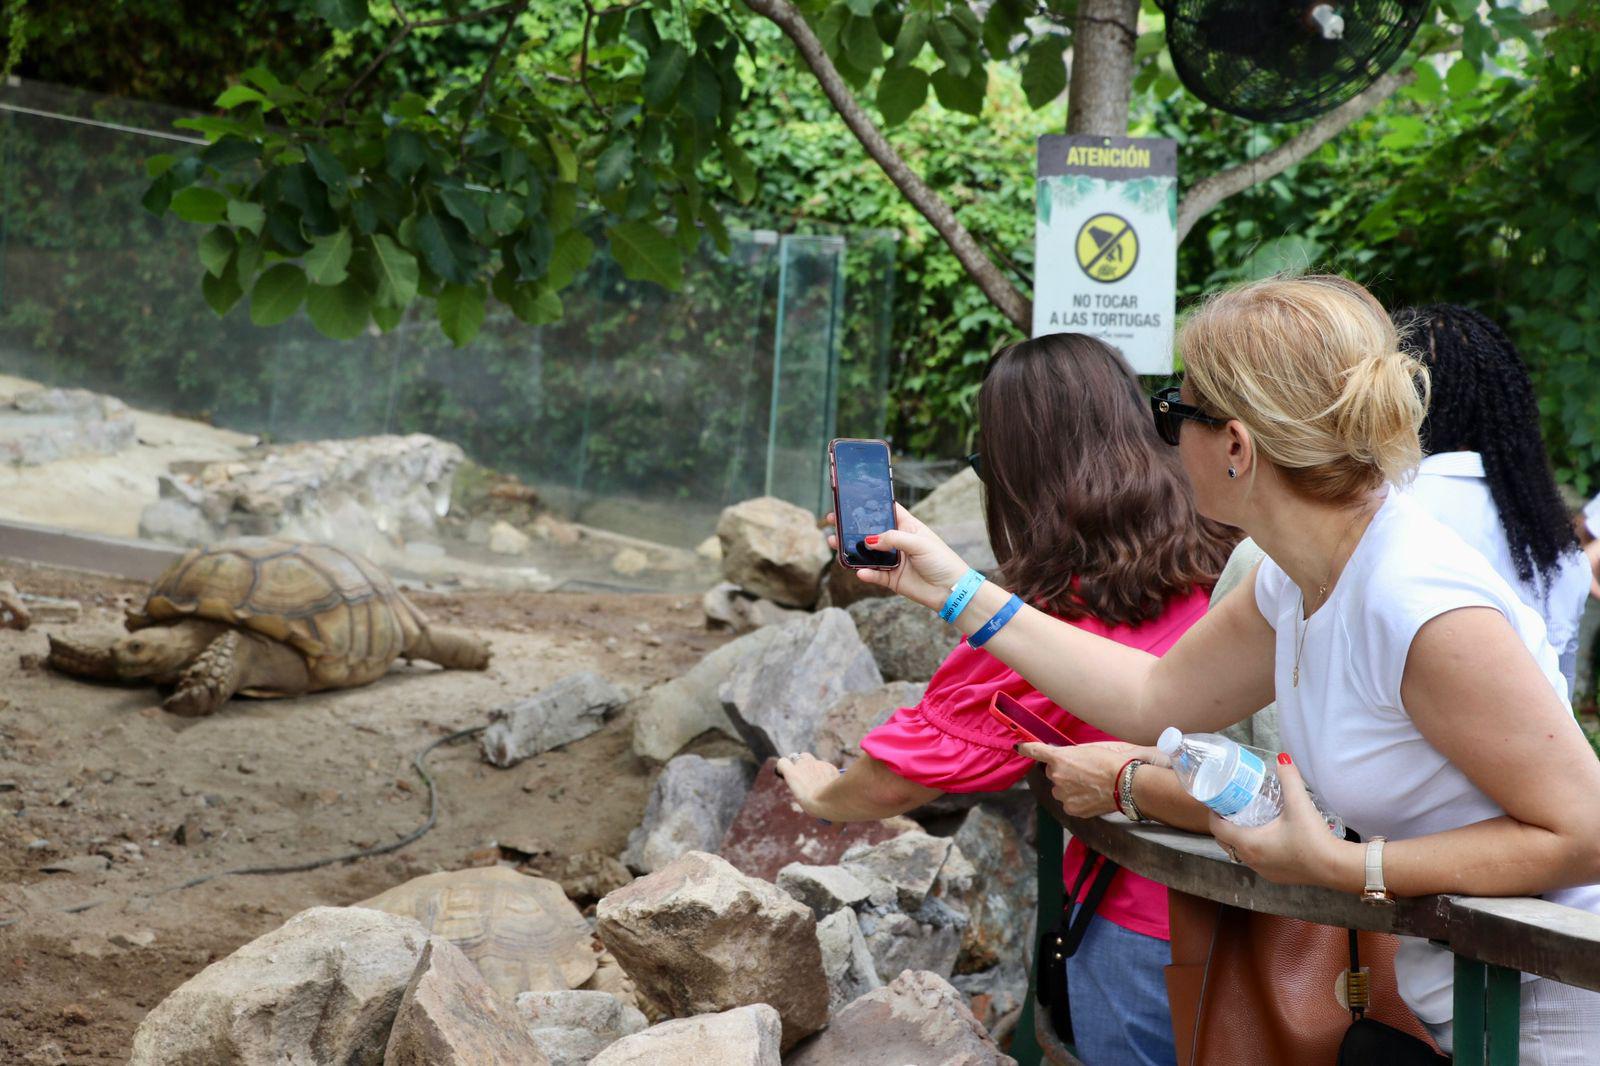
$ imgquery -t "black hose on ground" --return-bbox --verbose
[0,724,485,930]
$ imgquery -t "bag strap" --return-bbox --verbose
[1345,829,1365,1022]
[1060,849,1120,958]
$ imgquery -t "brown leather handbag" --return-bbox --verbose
[1165,889,1441,1065]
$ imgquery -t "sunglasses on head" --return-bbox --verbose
[1150,386,1227,447]
[965,451,981,478]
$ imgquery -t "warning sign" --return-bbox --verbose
[1034,135,1177,375]
[1076,213,1138,283]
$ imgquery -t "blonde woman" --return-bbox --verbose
[847,276,1600,1058]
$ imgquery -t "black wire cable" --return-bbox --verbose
[0,724,485,930]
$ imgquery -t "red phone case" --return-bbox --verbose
[829,438,899,572]
[989,692,1073,747]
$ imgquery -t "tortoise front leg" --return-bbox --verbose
[164,631,311,716]
[46,634,122,682]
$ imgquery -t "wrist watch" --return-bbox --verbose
[1361,836,1395,906]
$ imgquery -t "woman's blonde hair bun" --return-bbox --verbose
[1178,274,1430,502]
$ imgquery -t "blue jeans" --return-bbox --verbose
[1066,913,1177,1066]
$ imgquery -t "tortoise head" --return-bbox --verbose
[112,629,195,679]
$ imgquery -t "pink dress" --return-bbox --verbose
[859,588,1211,940]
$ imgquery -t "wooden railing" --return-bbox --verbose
[1010,766,1600,1066]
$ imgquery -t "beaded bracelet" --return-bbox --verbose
[939,568,986,624]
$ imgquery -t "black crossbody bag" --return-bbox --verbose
[1034,847,1121,1044]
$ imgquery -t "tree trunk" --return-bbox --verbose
[1066,0,1140,136]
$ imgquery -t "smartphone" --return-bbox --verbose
[829,438,900,570]
[990,692,1074,747]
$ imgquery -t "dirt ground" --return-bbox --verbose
[0,559,730,1063]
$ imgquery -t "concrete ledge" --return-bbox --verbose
[0,518,184,581]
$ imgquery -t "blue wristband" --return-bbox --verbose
[939,568,986,624]
[967,594,1024,649]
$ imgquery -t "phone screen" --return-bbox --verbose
[833,439,899,568]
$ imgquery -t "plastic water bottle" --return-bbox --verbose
[1156,727,1345,837]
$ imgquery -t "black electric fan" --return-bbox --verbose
[1160,0,1431,122]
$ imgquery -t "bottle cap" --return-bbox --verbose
[1156,727,1182,756]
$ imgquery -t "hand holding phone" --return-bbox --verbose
[829,438,900,571]
[990,692,1074,747]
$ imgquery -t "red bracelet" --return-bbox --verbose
[1113,757,1140,817]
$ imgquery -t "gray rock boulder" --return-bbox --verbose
[846,597,956,683]
[841,831,955,911]
[621,755,754,874]
[812,681,926,764]
[816,907,882,1013]
[716,496,831,608]
[949,805,1037,974]
[128,906,432,1065]
[588,1004,782,1066]
[703,582,809,633]
[910,468,998,574]
[631,626,782,765]
[383,938,551,1065]
[776,862,873,919]
[786,969,1016,1066]
[481,671,626,767]
[595,851,829,1051]
[858,909,963,983]
[719,609,882,760]
[516,989,648,1066]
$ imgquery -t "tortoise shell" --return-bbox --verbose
[127,538,425,689]
[358,866,600,1001]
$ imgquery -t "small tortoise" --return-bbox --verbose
[46,538,490,716]
[358,866,599,1001]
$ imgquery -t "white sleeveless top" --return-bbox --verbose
[1253,491,1600,1023]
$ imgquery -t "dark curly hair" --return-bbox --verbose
[977,333,1238,626]
[1393,303,1576,587]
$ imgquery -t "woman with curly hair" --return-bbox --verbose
[1394,303,1588,691]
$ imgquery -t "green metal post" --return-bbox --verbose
[1454,955,1488,1066]
[1013,813,1065,1065]
[1485,964,1522,1066]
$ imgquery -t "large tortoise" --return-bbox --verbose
[46,538,490,716]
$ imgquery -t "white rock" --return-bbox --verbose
[777,863,873,919]
[488,520,533,556]
[481,672,625,767]
[517,989,648,1066]
[382,938,551,1065]
[786,969,1015,1065]
[716,496,830,608]
[816,907,882,1013]
[588,1004,782,1066]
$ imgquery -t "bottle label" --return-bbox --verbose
[1202,747,1266,818]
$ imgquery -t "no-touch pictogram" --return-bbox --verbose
[1075,213,1139,283]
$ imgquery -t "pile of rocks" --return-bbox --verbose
[138,433,464,555]
[0,386,138,466]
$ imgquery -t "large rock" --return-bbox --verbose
[716,496,830,608]
[948,805,1036,974]
[812,681,926,764]
[481,671,626,767]
[702,582,808,633]
[717,759,914,882]
[631,626,782,765]
[858,908,963,983]
[719,609,882,760]
[0,386,136,465]
[621,755,754,874]
[841,831,955,911]
[588,1004,782,1066]
[777,863,874,919]
[128,906,432,1065]
[910,468,998,574]
[383,938,551,1065]
[517,989,648,1066]
[816,907,882,1013]
[786,969,1016,1066]
[595,851,829,1051]
[846,597,956,683]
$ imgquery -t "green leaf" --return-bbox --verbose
[699,200,731,256]
[385,130,429,181]
[931,67,986,115]
[680,60,723,124]
[876,65,929,126]
[439,187,487,238]
[1404,60,1444,105]
[549,135,578,183]
[892,11,930,64]
[201,260,244,316]
[305,228,354,286]
[596,139,635,196]
[929,18,971,79]
[487,193,522,234]
[215,84,267,109]
[643,42,689,109]
[249,263,308,326]
[1021,39,1067,109]
[170,186,229,224]
[844,0,875,16]
[513,223,554,281]
[235,234,262,279]
[415,213,473,285]
[843,14,883,72]
[305,143,349,197]
[716,133,756,202]
[547,229,596,290]
[146,153,178,179]
[606,222,683,290]
[306,276,371,339]
[372,303,404,332]
[313,0,366,30]
[371,234,419,307]
[200,137,260,168]
[1445,57,1479,98]
[438,283,487,347]
[198,227,236,278]
[494,270,563,325]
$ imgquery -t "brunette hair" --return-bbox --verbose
[977,333,1237,626]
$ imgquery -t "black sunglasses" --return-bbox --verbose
[966,451,981,477]
[1150,386,1227,447]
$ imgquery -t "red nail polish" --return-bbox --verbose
[864,535,880,545]
[1278,752,1292,766]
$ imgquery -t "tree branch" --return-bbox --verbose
[461,1,528,150]
[1175,68,1414,245]
[741,0,1031,332]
